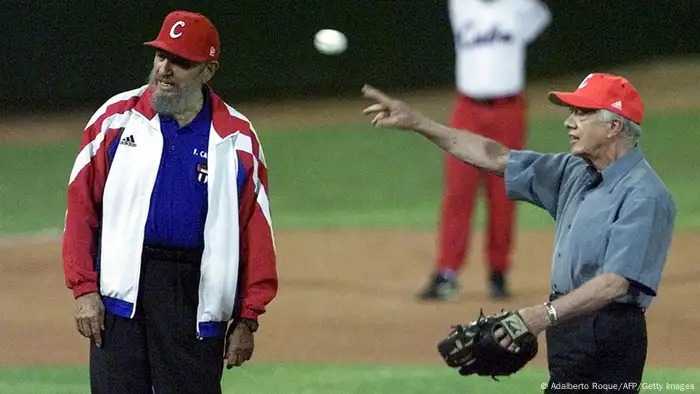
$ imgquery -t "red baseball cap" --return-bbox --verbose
[144,10,220,63]
[548,73,644,124]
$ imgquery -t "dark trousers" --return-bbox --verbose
[544,301,647,394]
[90,248,227,394]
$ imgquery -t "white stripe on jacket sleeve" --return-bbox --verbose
[69,112,132,185]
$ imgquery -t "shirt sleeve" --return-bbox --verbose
[237,148,278,321]
[504,150,576,218]
[518,0,552,43]
[601,195,676,297]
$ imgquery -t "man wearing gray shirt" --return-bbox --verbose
[361,73,675,393]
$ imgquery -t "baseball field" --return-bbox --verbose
[1,58,699,393]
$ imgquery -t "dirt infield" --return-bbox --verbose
[1,230,699,368]
[1,58,700,369]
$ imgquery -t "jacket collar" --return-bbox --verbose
[132,84,249,140]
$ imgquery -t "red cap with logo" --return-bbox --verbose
[144,10,220,63]
[548,73,644,124]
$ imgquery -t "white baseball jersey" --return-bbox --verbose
[448,0,551,99]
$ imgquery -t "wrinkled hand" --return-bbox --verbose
[224,324,254,369]
[74,292,105,347]
[361,84,426,130]
[494,306,548,353]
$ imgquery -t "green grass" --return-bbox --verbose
[0,110,698,234]
[0,364,698,393]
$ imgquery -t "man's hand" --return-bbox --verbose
[494,305,549,353]
[362,84,427,130]
[225,323,254,369]
[74,292,105,347]
[438,309,539,379]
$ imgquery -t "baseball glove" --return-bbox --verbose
[437,309,538,380]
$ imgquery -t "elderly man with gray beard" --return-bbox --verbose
[62,10,278,394]
[362,73,675,393]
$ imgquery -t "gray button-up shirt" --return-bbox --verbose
[504,146,676,309]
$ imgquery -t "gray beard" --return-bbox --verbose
[147,71,201,115]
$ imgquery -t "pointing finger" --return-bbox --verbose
[362,84,393,104]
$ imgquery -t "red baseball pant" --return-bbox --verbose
[435,93,526,274]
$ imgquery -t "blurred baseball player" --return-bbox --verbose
[62,10,278,394]
[362,71,676,392]
[420,0,551,301]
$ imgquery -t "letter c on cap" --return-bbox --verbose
[169,21,185,38]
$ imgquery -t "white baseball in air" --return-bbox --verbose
[314,29,348,55]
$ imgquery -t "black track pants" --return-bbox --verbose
[89,256,227,394]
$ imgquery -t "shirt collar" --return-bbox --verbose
[600,145,644,191]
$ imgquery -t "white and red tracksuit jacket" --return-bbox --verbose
[62,84,278,338]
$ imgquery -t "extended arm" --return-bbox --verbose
[362,84,510,176]
[415,116,511,176]
[362,84,578,216]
